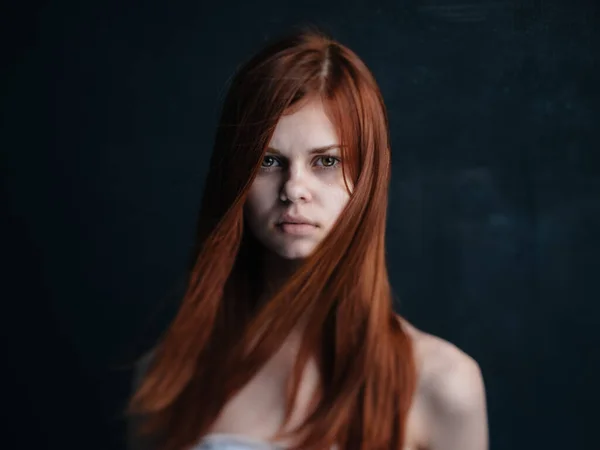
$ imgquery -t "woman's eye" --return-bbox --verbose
[315,156,340,168]
[261,156,280,168]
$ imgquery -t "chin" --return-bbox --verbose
[270,241,317,260]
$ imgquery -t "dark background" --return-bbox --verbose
[2,0,599,448]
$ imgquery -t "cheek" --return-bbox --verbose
[245,181,274,221]
[334,189,351,211]
[322,182,351,219]
[332,172,352,202]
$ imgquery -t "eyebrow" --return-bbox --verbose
[266,144,341,155]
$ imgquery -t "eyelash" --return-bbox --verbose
[260,155,341,172]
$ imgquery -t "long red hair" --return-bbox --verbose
[127,25,416,450]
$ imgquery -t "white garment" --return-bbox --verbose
[193,433,285,450]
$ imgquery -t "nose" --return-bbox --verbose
[279,165,312,203]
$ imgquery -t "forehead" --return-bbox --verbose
[268,99,339,154]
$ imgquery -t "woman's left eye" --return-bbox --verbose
[315,156,340,168]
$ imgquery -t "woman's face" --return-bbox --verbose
[245,98,352,260]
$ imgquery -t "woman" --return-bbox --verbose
[126,26,488,450]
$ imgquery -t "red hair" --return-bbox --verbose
[127,25,416,450]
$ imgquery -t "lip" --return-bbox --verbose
[277,213,317,227]
[277,222,317,235]
[276,213,318,236]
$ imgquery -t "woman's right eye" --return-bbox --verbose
[261,155,280,168]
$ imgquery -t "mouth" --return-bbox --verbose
[276,221,318,235]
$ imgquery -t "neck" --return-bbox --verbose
[259,249,310,337]
[261,249,304,297]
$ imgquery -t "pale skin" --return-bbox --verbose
[129,99,489,449]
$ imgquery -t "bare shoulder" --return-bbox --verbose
[401,319,485,411]
[399,317,489,449]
